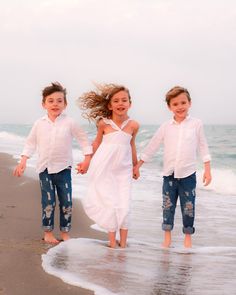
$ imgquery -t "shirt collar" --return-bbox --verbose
[170,114,191,125]
[41,112,66,123]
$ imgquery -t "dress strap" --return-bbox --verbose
[103,118,131,131]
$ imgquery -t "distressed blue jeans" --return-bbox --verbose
[39,168,72,232]
[162,172,196,234]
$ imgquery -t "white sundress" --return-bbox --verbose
[83,118,133,232]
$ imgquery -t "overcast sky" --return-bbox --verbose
[1,0,236,125]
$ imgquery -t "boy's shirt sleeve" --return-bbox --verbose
[71,120,93,155]
[140,124,164,162]
[22,122,38,158]
[197,121,211,162]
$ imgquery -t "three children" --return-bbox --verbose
[14,83,211,249]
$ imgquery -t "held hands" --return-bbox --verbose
[76,162,89,174]
[76,155,91,175]
[133,160,144,180]
[133,164,140,180]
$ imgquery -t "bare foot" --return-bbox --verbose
[43,232,59,244]
[184,234,192,248]
[161,242,171,248]
[61,232,70,241]
[119,243,127,248]
[108,242,117,248]
[161,231,171,248]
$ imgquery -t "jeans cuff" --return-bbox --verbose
[162,224,173,231]
[60,226,71,232]
[43,226,54,232]
[182,226,195,234]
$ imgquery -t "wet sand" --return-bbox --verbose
[0,153,106,295]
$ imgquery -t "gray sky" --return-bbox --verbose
[1,0,236,125]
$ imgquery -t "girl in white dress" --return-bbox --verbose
[79,84,139,248]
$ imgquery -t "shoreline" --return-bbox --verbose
[0,152,106,295]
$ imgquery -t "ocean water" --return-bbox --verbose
[1,123,236,295]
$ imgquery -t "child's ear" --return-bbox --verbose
[108,103,112,110]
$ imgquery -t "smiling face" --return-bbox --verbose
[42,91,67,121]
[168,93,191,123]
[108,90,131,118]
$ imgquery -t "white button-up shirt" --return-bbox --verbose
[22,114,93,174]
[140,116,211,178]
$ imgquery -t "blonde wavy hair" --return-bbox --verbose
[79,83,131,122]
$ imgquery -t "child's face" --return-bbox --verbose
[108,90,131,117]
[42,91,67,121]
[168,93,191,123]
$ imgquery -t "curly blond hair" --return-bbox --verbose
[79,83,131,122]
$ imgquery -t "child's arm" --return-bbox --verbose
[92,119,105,154]
[197,122,212,186]
[13,155,29,177]
[130,121,139,179]
[203,161,212,186]
[76,119,104,174]
[72,120,93,156]
[13,123,38,177]
[133,125,164,179]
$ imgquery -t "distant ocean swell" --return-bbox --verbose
[0,124,236,196]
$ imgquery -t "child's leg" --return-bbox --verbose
[108,231,117,248]
[162,230,172,248]
[179,173,196,248]
[161,175,178,247]
[39,170,58,243]
[55,168,72,241]
[184,234,192,248]
[119,228,128,248]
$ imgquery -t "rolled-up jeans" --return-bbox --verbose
[39,168,72,232]
[162,172,196,234]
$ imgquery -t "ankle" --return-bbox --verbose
[184,234,192,248]
[61,232,70,241]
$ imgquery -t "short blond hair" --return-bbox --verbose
[165,86,191,106]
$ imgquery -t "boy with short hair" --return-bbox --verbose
[134,86,212,248]
[14,82,92,244]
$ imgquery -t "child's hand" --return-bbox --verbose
[76,162,87,174]
[133,165,140,180]
[76,155,91,174]
[13,162,26,177]
[203,170,212,186]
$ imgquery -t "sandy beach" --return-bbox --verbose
[0,152,106,295]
